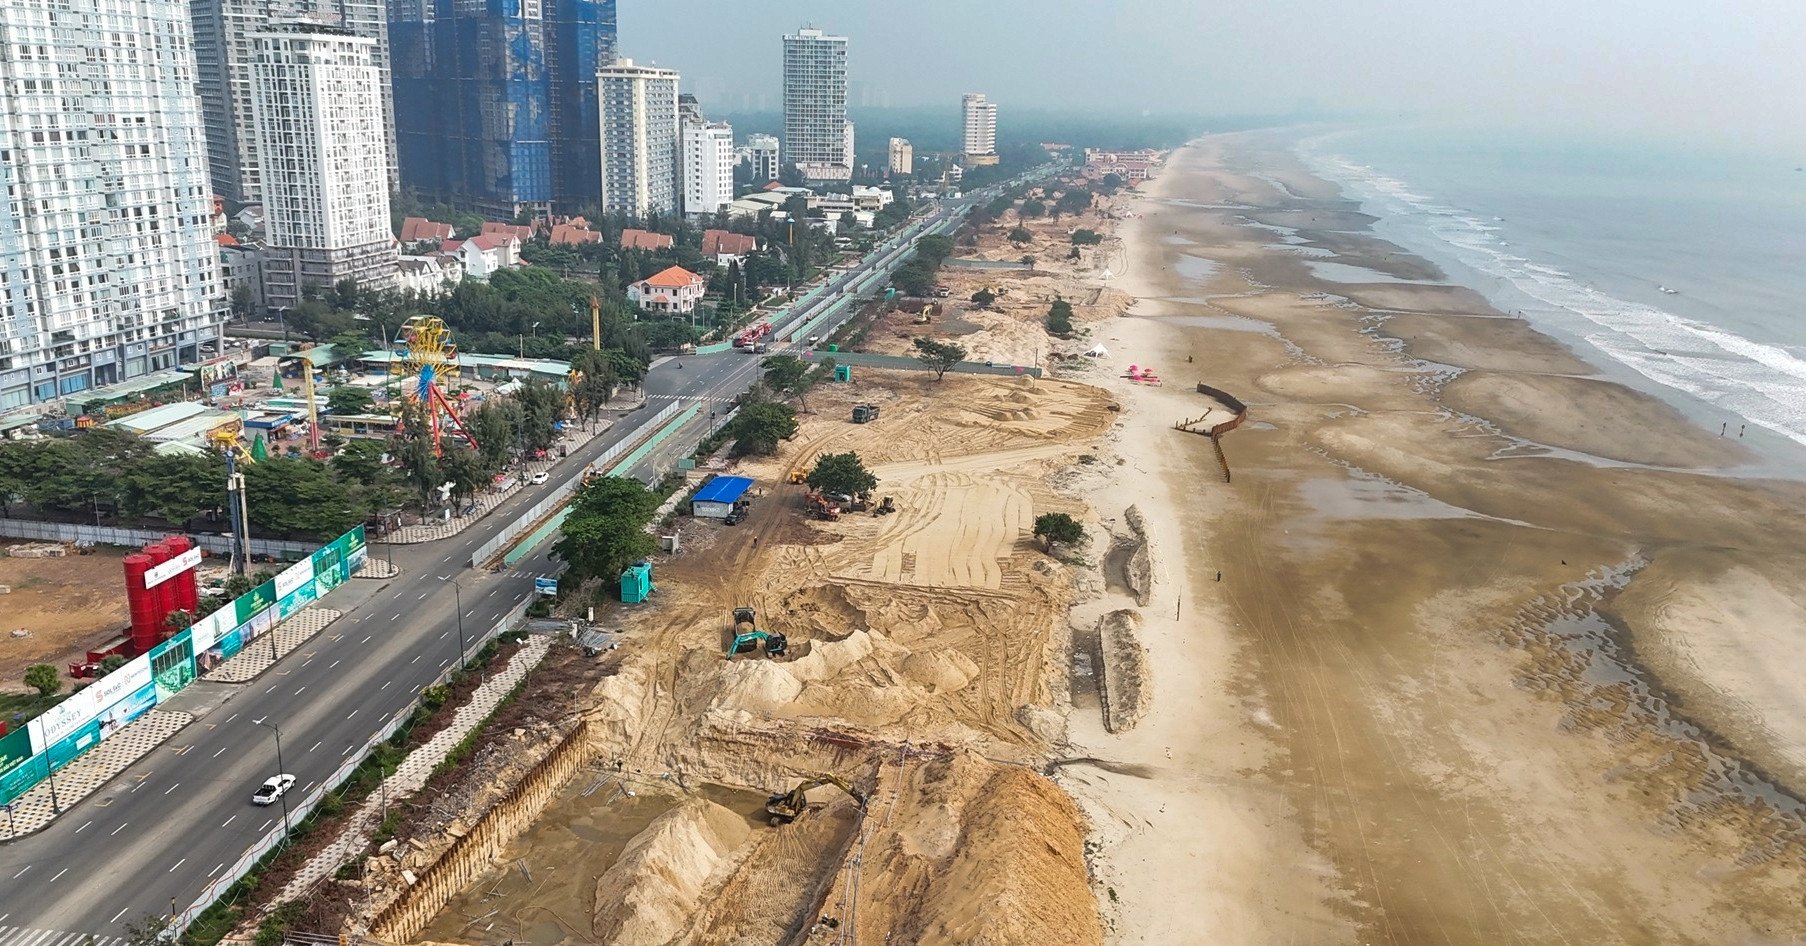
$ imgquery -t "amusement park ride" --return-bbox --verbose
[392,315,478,457]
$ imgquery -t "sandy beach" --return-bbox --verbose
[1060,132,1806,944]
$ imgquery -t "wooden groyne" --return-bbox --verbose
[1173,383,1248,483]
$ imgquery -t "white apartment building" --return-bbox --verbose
[0,0,224,409]
[190,0,396,203]
[250,25,398,311]
[962,93,999,166]
[682,118,735,220]
[745,133,780,182]
[782,28,851,182]
[888,137,913,177]
[598,59,680,217]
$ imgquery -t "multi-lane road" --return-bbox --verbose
[0,174,1045,944]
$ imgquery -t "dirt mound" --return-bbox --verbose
[590,798,752,945]
[1096,609,1150,733]
[819,752,1101,946]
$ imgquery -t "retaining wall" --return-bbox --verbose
[366,720,595,943]
[0,519,316,557]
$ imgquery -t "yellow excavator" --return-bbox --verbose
[765,773,866,826]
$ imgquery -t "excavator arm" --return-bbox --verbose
[766,773,866,825]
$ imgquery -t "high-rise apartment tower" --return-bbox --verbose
[962,93,999,166]
[782,27,851,182]
[597,59,679,217]
[0,0,223,408]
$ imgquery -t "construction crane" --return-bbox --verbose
[207,424,256,576]
[393,315,477,457]
[724,607,787,660]
[590,294,602,351]
[280,353,325,457]
[765,773,865,826]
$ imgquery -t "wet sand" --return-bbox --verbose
[1064,133,1806,945]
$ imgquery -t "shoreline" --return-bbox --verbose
[1063,133,1806,943]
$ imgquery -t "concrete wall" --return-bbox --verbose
[366,720,595,943]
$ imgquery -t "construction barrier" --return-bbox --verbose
[367,721,595,943]
[0,519,316,558]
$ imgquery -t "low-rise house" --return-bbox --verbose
[550,223,601,246]
[482,221,536,242]
[445,233,520,282]
[399,216,455,244]
[702,229,759,264]
[627,265,705,315]
[396,253,463,295]
[619,228,674,251]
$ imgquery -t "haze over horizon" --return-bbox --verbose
[623,0,1806,157]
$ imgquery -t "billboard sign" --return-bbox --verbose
[535,578,558,597]
[34,656,152,749]
[144,547,203,588]
[274,558,314,599]
[150,631,196,702]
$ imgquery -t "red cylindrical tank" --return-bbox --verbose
[145,540,176,632]
[122,553,158,655]
[166,535,199,614]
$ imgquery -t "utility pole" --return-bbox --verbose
[255,719,291,845]
[445,577,466,671]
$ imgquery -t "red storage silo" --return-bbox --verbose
[122,553,158,655]
[145,540,176,631]
[166,535,199,614]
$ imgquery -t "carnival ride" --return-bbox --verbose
[391,315,478,456]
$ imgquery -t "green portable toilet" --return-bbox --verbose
[884,287,897,301]
[826,343,839,352]
[834,364,852,382]
[620,562,655,603]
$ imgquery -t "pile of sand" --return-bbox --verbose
[1096,609,1150,733]
[589,799,752,945]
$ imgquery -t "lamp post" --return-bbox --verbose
[444,577,466,672]
[253,718,291,845]
[274,306,290,344]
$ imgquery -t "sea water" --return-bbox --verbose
[1295,128,1806,469]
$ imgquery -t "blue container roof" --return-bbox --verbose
[693,475,754,505]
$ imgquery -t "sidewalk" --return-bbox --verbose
[358,559,399,579]
[201,606,343,684]
[264,636,553,908]
[0,711,193,840]
[385,415,620,544]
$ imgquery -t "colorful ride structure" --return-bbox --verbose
[392,315,478,456]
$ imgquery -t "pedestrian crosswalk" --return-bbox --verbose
[0,925,128,946]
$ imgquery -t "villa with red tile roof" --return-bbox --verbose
[549,223,600,246]
[400,216,455,243]
[701,229,759,262]
[620,228,674,251]
[627,265,705,314]
[481,221,535,241]
[444,233,520,282]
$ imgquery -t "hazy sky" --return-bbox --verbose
[621,0,1806,155]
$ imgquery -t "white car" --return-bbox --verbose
[252,774,295,806]
[529,471,549,485]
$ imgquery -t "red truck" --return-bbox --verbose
[733,322,773,349]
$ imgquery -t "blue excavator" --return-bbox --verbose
[724,607,788,660]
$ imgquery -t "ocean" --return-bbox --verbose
[1294,128,1806,469]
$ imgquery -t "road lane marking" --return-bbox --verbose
[164,782,180,795]
[260,819,273,831]
[380,680,392,690]
[390,614,400,622]
[49,867,68,883]
[410,655,420,663]
[110,907,130,923]
[222,814,237,828]
[417,592,428,600]
[488,587,500,597]
[362,634,373,643]
[111,822,128,835]
[168,857,186,873]
[295,686,307,695]
[329,659,340,669]
[12,865,29,878]
[346,709,358,720]
[308,740,321,752]
[212,862,225,877]
[214,746,228,758]
[76,820,91,833]
[266,684,277,693]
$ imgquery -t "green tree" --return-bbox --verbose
[726,402,797,457]
[244,457,362,538]
[569,348,618,427]
[551,476,660,586]
[467,401,518,472]
[1033,512,1085,551]
[761,354,811,410]
[97,654,128,677]
[970,288,996,309]
[230,284,256,320]
[912,338,967,381]
[806,451,877,499]
[24,663,61,696]
[514,378,567,452]
[1007,226,1034,245]
[326,386,374,415]
[393,397,442,512]
[1071,229,1103,246]
[1047,299,1075,336]
[1020,199,1046,218]
[440,444,487,508]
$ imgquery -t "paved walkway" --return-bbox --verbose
[201,607,343,684]
[358,558,399,579]
[0,710,193,840]
[385,417,618,544]
[265,636,553,909]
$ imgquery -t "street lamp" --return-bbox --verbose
[273,306,290,343]
[253,718,291,845]
[443,577,466,671]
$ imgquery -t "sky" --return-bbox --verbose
[621,0,1806,156]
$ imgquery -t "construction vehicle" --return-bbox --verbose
[872,496,896,516]
[725,607,787,660]
[766,773,866,826]
[787,466,809,485]
[804,490,840,520]
[851,404,879,424]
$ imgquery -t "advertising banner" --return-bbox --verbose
[277,579,318,621]
[0,750,46,806]
[144,547,203,589]
[274,557,314,599]
[0,726,33,788]
[149,631,196,702]
[33,656,152,750]
[190,607,233,652]
[235,579,278,625]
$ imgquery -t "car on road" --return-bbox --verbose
[252,774,295,806]
[529,471,549,485]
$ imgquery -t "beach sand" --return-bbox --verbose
[1062,133,1806,945]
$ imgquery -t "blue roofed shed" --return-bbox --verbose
[691,475,754,519]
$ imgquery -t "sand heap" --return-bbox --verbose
[589,798,752,945]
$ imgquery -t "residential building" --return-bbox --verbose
[702,230,758,264]
[620,228,674,251]
[0,0,223,409]
[399,217,455,244]
[482,221,536,242]
[598,59,680,216]
[627,265,705,315]
[1084,148,1163,181]
[190,0,397,204]
[219,245,265,311]
[250,25,398,312]
[782,28,852,182]
[549,223,600,246]
[390,0,617,217]
[728,192,790,219]
[745,133,780,182]
[445,234,521,282]
[888,137,913,177]
[396,254,463,295]
[852,185,894,211]
[681,103,735,220]
[962,93,999,166]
